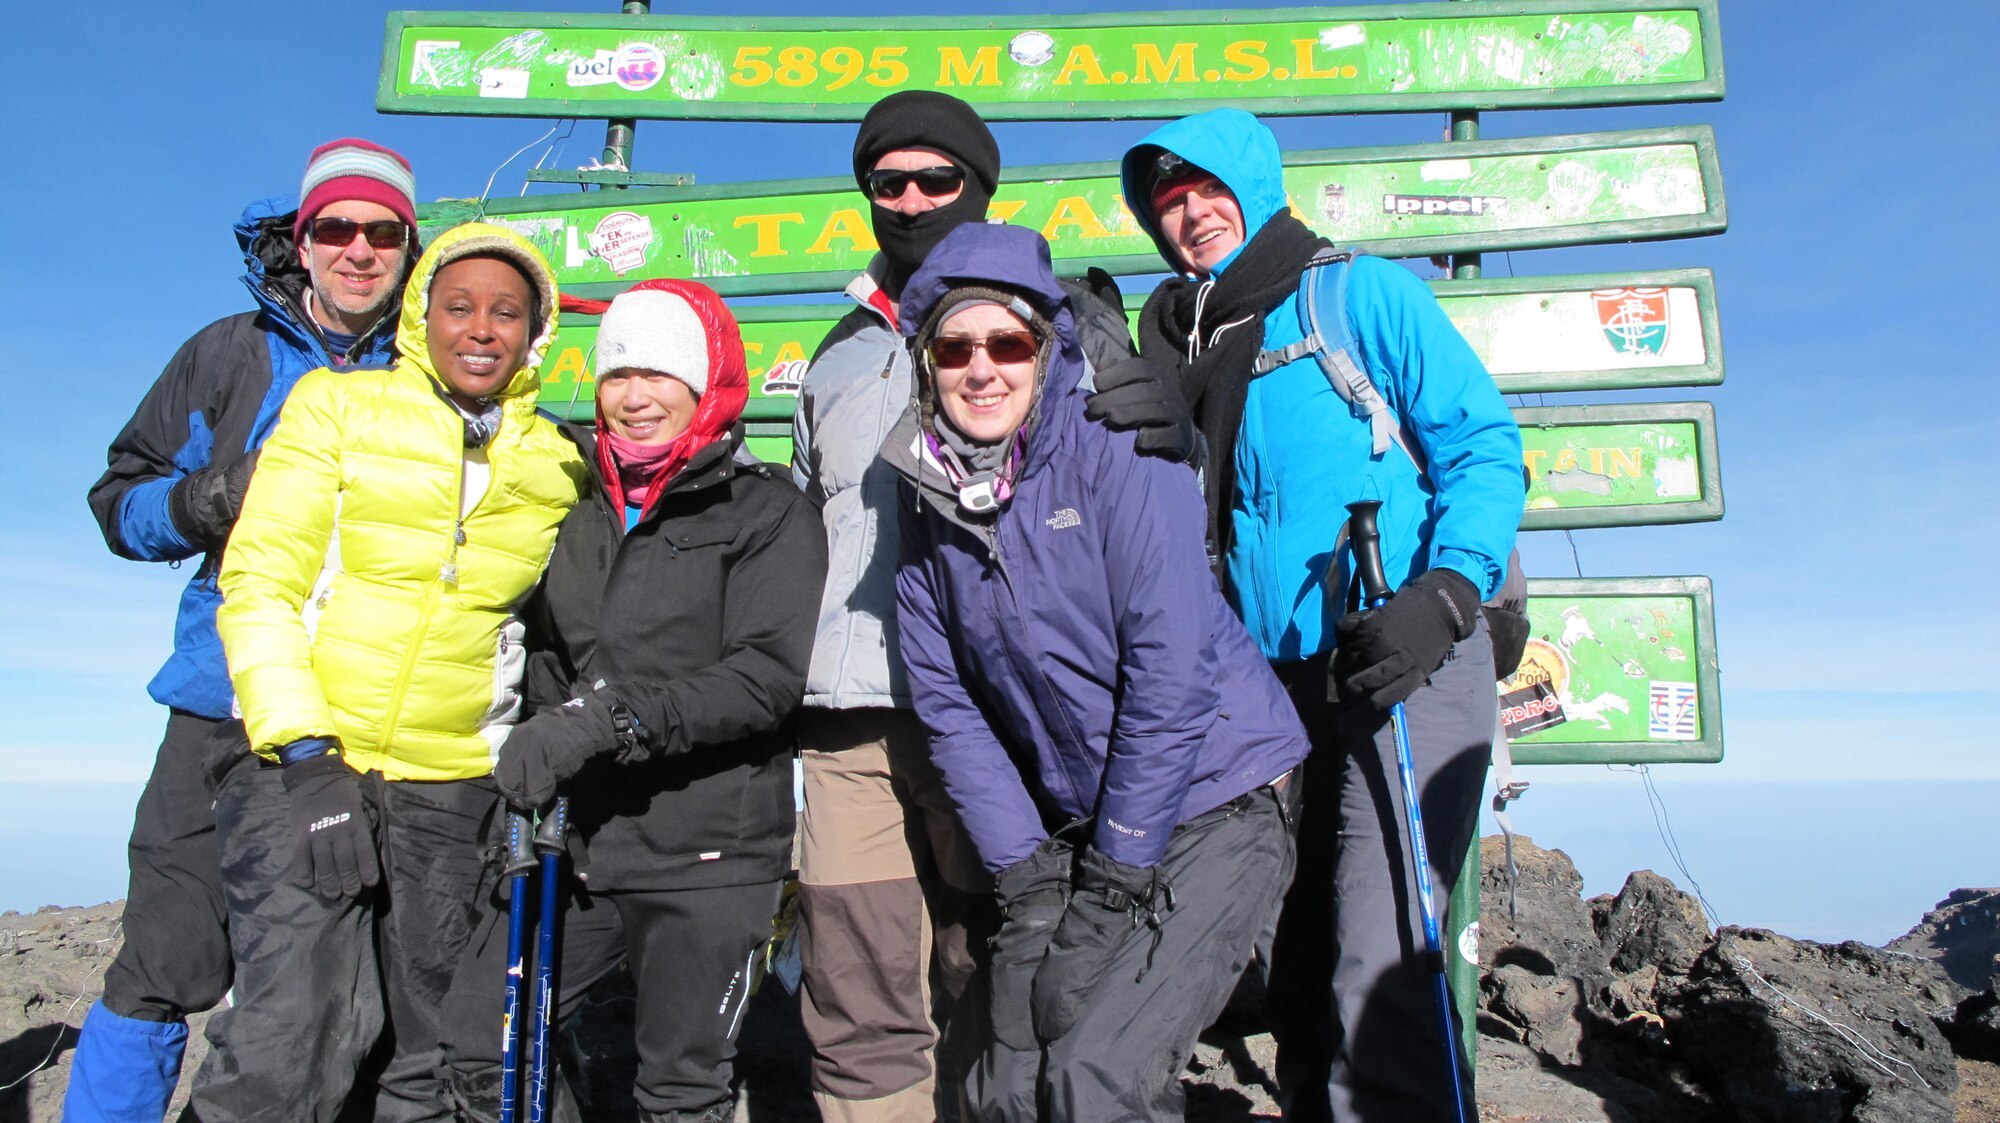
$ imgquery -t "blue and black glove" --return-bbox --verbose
[1029,846,1173,1043]
[1332,567,1481,708]
[168,451,259,553]
[279,739,379,900]
[988,837,1074,1051]
[494,684,646,809]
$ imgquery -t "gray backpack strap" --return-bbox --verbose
[1255,248,1422,471]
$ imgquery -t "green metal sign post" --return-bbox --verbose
[380,2,1720,121]
[420,125,1724,298]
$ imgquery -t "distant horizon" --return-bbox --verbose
[9,775,1993,949]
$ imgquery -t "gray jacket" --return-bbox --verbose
[791,256,1134,711]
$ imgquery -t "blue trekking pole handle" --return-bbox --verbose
[1346,500,1470,1123]
[498,809,537,1123]
[527,796,569,1123]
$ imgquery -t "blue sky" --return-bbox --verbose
[2,2,1993,928]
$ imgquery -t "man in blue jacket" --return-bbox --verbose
[73,139,416,1123]
[1121,110,1524,1122]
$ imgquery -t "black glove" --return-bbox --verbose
[1029,847,1173,1043]
[988,838,1073,1052]
[493,686,644,809]
[1332,568,1481,708]
[281,751,380,900]
[168,451,259,552]
[1084,358,1197,463]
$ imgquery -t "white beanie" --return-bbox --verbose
[595,288,710,395]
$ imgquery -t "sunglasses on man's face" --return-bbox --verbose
[929,331,1039,369]
[864,165,966,201]
[309,216,410,250]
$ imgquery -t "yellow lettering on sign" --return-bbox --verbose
[733,213,805,258]
[938,45,1001,87]
[1522,449,1548,478]
[1607,447,1645,478]
[1553,448,1578,474]
[543,346,589,387]
[806,208,879,256]
[1131,42,1197,84]
[1291,40,1357,80]
[1041,196,1114,242]
[987,199,1030,224]
[1222,40,1272,82]
[1054,45,1111,86]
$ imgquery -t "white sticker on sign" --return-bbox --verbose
[479,68,530,99]
[1457,921,1480,966]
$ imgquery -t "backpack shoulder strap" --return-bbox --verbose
[1253,248,1423,472]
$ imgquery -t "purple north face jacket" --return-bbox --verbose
[889,223,1308,873]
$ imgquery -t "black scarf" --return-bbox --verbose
[873,189,992,300]
[1135,211,1330,559]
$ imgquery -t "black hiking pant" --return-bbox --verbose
[957,785,1294,1122]
[1267,619,1493,1123]
[190,728,502,1123]
[441,875,781,1120]
[101,710,233,1022]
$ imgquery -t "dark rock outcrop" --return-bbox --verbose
[1660,927,1960,1122]
[1889,889,2000,995]
[1478,836,1969,1123]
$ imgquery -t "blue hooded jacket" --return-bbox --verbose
[86,196,402,718]
[1121,110,1524,662]
[888,224,1308,872]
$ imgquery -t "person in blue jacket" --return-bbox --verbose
[77,139,417,1123]
[887,221,1309,1121]
[1120,109,1525,1123]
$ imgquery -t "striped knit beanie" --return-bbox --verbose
[294,138,418,242]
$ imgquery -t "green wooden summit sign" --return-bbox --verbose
[380,2,1720,121]
[1516,401,1721,530]
[1504,576,1721,765]
[423,125,1723,299]
[533,267,1723,426]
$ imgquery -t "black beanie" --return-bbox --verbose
[852,91,1000,196]
[853,92,1002,299]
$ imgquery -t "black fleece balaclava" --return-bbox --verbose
[852,91,1000,299]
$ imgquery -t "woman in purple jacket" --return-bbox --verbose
[888,222,1309,1121]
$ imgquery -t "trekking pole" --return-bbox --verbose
[527,796,570,1123]
[1345,500,1471,1123]
[498,810,538,1123]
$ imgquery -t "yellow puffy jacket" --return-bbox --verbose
[218,224,588,780]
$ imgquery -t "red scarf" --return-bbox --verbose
[597,429,688,513]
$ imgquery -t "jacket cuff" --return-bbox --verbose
[1432,548,1502,602]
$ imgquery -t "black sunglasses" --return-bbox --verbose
[309,216,410,250]
[864,166,966,201]
[929,331,1039,369]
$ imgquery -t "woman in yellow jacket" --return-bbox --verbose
[197,223,587,1123]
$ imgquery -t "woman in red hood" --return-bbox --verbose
[440,279,827,1122]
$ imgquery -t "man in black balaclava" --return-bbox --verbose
[851,90,1000,302]
[787,91,1149,1121]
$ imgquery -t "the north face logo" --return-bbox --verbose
[1045,508,1081,530]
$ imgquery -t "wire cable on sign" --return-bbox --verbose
[522,119,579,196]
[478,120,568,210]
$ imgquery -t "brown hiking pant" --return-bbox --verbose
[797,708,988,1122]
